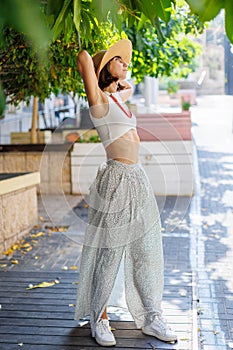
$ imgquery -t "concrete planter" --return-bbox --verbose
[71,140,193,196]
[71,111,194,196]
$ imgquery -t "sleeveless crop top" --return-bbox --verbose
[89,92,137,148]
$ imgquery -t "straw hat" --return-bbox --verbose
[92,39,132,79]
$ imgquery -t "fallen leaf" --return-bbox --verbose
[11,259,19,264]
[31,231,45,238]
[84,203,89,208]
[45,226,68,232]
[69,265,78,270]
[35,256,39,260]
[21,243,31,249]
[59,226,68,232]
[180,337,189,341]
[69,303,75,307]
[39,216,46,222]
[18,343,23,347]
[62,266,68,270]
[3,238,37,258]
[0,264,7,268]
[72,282,78,284]
[26,280,59,290]
[2,248,14,256]
[213,330,219,335]
[25,247,32,252]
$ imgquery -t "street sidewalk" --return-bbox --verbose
[191,95,233,350]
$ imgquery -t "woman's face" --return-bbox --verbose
[109,56,128,80]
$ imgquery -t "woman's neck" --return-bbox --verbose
[103,81,118,93]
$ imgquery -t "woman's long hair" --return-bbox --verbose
[98,56,125,91]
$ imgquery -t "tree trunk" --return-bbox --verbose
[31,96,38,143]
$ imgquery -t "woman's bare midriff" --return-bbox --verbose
[106,128,140,164]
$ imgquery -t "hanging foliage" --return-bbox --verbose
[0,23,123,105]
[126,4,203,82]
[1,0,232,114]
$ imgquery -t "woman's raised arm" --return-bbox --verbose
[77,50,103,106]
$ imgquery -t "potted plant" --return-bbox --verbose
[167,80,180,96]
[181,96,191,111]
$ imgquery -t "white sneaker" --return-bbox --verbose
[93,319,116,347]
[142,315,177,342]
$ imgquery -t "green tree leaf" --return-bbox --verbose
[0,85,5,116]
[154,0,172,22]
[225,0,233,43]
[92,0,120,23]
[73,0,81,32]
[140,0,171,24]
[52,0,72,40]
[186,0,224,22]
[46,0,64,17]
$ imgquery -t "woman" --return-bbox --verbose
[75,39,177,347]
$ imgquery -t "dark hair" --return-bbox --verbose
[98,56,125,91]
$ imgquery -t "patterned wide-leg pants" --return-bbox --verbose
[75,160,164,334]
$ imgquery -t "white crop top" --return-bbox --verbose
[89,92,137,148]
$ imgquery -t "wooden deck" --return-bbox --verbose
[0,196,194,349]
[0,269,192,350]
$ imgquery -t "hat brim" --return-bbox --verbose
[96,39,132,79]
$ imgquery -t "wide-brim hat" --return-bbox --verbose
[92,39,132,79]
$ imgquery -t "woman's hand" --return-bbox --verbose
[118,80,133,101]
[118,79,132,90]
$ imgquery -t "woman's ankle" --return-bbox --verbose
[101,308,108,320]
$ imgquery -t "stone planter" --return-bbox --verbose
[0,144,72,195]
[10,131,52,144]
[0,172,40,255]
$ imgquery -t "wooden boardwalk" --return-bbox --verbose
[0,196,194,349]
[0,268,192,350]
